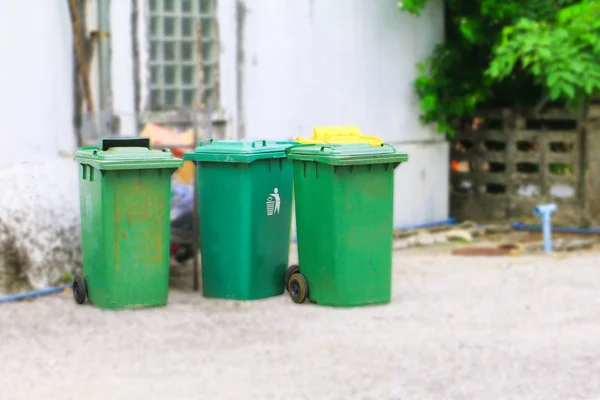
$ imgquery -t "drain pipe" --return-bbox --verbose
[533,203,557,253]
[97,0,112,136]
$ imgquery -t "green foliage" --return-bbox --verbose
[488,1,600,108]
[61,271,73,284]
[398,0,597,136]
[397,0,429,15]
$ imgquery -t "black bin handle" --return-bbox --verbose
[101,137,150,151]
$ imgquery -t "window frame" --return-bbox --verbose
[145,0,219,112]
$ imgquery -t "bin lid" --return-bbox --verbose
[74,138,183,170]
[183,139,297,163]
[286,143,408,166]
[295,126,384,145]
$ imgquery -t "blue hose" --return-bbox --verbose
[291,219,600,245]
[0,283,72,304]
[392,218,457,231]
[512,222,600,234]
[290,217,457,243]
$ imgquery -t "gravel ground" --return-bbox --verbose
[2,245,600,400]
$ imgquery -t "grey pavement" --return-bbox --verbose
[2,246,600,400]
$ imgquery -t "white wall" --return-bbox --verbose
[236,0,444,144]
[0,0,138,166]
[0,1,75,163]
[111,0,138,136]
[393,141,449,227]
[217,0,240,140]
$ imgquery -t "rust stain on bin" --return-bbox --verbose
[114,191,120,271]
[75,139,182,310]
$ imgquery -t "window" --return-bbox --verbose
[147,0,217,110]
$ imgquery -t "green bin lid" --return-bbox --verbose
[183,139,297,163]
[74,137,183,170]
[286,143,408,166]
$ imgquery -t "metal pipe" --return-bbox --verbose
[533,204,558,253]
[190,19,204,292]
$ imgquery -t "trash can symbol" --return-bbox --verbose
[266,196,275,215]
[266,188,280,216]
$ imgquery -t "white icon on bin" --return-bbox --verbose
[266,188,280,216]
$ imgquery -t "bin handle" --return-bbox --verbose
[198,139,214,147]
[284,143,314,154]
[101,137,150,151]
[320,145,334,153]
[251,140,267,148]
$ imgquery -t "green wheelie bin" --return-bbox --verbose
[184,140,295,300]
[73,138,183,310]
[285,143,408,307]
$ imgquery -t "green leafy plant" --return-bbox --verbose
[487,1,600,110]
[398,0,597,136]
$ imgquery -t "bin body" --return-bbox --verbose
[287,144,407,307]
[184,140,294,300]
[75,138,182,310]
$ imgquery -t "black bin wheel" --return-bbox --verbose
[288,273,308,304]
[285,264,300,291]
[73,275,87,305]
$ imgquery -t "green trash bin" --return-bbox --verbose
[184,140,295,300]
[73,138,183,310]
[285,143,408,307]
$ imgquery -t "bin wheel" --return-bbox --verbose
[288,273,308,304]
[73,275,87,305]
[285,264,300,291]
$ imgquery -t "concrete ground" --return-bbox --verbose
[2,245,600,400]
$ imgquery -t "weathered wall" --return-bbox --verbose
[0,2,80,294]
[0,159,81,295]
[584,104,600,227]
[0,1,138,294]
[450,109,586,226]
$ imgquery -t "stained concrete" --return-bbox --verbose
[0,158,81,294]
